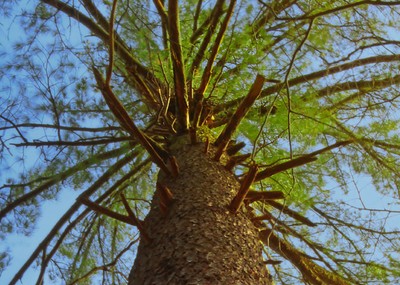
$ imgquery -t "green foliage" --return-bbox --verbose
[1,0,400,284]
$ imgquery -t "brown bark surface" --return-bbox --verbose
[129,140,271,284]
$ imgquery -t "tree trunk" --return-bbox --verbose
[129,139,272,284]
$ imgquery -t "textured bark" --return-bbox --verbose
[129,139,271,284]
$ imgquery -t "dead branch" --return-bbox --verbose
[226,141,246,156]
[169,156,180,177]
[230,164,259,213]
[225,153,251,171]
[156,182,174,210]
[191,99,203,128]
[245,190,284,202]
[92,67,171,176]
[204,137,210,154]
[189,127,197,144]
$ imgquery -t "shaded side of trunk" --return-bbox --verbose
[129,140,271,284]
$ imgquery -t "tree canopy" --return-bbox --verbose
[1,0,400,284]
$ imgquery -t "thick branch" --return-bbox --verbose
[189,0,225,76]
[152,0,169,49]
[105,0,118,86]
[255,140,352,181]
[256,156,317,181]
[215,54,400,113]
[317,74,400,98]
[225,153,251,171]
[12,136,131,147]
[276,1,400,20]
[214,74,265,160]
[80,197,137,226]
[245,190,285,202]
[230,164,258,213]
[0,123,120,132]
[260,229,350,285]
[167,0,189,131]
[93,67,171,175]
[196,0,236,97]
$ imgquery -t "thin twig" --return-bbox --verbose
[120,194,150,241]
[284,19,314,159]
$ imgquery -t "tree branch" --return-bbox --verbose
[33,159,151,285]
[189,0,225,75]
[0,146,134,221]
[12,136,132,147]
[245,190,285,203]
[255,140,352,181]
[215,54,400,113]
[8,151,138,285]
[230,164,258,213]
[152,0,169,49]
[41,0,163,110]
[214,74,265,160]
[317,74,400,98]
[276,1,400,20]
[120,193,149,242]
[167,0,189,131]
[0,123,121,132]
[80,197,137,226]
[196,0,236,98]
[260,229,350,285]
[266,200,316,227]
[68,239,138,285]
[105,0,118,86]
[92,67,171,176]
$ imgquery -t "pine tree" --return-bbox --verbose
[1,1,400,284]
